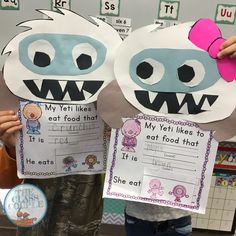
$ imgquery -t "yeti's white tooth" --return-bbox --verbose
[83,90,93,100]
[176,93,185,105]
[158,101,168,113]
[46,90,54,100]
[76,81,83,91]
[149,91,157,104]
[192,93,202,105]
[34,80,43,91]
[178,103,189,114]
[201,97,212,110]
[63,92,71,101]
[59,81,67,92]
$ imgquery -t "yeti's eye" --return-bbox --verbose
[28,40,55,67]
[177,60,205,87]
[136,58,164,85]
[72,43,97,70]
[33,52,51,67]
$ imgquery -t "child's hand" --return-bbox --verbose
[0,110,23,158]
[218,36,236,59]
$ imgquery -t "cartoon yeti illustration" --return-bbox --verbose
[83,154,99,169]
[147,179,164,199]
[121,119,141,152]
[23,103,42,134]
[169,185,189,202]
[63,156,78,172]
[2,9,122,104]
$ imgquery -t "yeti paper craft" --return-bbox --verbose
[114,19,236,122]
[2,8,122,104]
[98,19,236,140]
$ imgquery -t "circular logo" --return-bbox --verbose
[4,184,47,227]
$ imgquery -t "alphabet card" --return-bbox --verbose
[158,0,180,20]
[100,0,120,16]
[16,100,108,178]
[103,115,218,214]
[51,0,70,11]
[0,0,19,10]
[215,4,236,25]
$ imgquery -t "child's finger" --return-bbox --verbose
[230,52,236,59]
[4,124,23,135]
[0,121,21,136]
[0,115,18,125]
[0,110,15,117]
[219,36,236,50]
[218,44,236,59]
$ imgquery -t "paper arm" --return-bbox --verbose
[198,107,236,141]
[97,80,140,128]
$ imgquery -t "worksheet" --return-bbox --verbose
[16,100,107,178]
[103,115,218,213]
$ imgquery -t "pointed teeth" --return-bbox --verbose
[178,103,189,114]
[158,101,168,113]
[59,81,68,91]
[148,91,157,104]
[192,93,202,105]
[176,93,185,105]
[76,81,84,91]
[201,98,212,110]
[63,92,71,101]
[34,80,43,91]
[83,90,93,100]
[46,90,54,100]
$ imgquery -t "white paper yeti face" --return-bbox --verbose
[114,22,236,123]
[3,9,121,104]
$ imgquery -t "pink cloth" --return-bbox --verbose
[189,18,236,82]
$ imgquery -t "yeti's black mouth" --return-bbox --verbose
[23,79,104,101]
[135,91,218,114]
